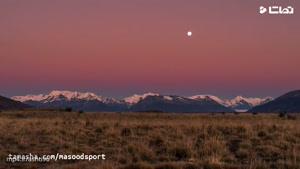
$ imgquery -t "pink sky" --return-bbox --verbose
[1,0,300,98]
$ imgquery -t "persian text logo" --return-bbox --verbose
[260,6,267,14]
[259,6,294,15]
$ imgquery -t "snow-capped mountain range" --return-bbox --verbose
[189,95,273,112]
[11,90,273,112]
[12,90,118,104]
[123,93,160,104]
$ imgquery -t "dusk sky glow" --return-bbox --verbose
[1,0,300,98]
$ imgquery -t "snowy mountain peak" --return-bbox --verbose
[12,90,116,104]
[226,96,273,107]
[123,92,160,104]
[189,95,224,105]
[189,94,273,112]
[48,90,101,101]
[163,96,173,101]
[12,94,46,102]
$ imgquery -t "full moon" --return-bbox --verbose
[187,31,192,37]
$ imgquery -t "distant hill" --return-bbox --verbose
[249,90,300,113]
[0,95,30,110]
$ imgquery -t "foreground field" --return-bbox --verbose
[0,111,299,169]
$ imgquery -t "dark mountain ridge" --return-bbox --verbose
[249,90,300,113]
[0,95,30,110]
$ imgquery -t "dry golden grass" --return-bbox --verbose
[0,111,299,169]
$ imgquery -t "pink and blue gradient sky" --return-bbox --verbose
[1,0,300,98]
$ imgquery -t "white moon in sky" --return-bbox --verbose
[187,31,192,37]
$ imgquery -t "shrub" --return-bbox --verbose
[228,138,242,153]
[278,112,287,118]
[121,127,132,137]
[85,119,93,127]
[256,145,283,162]
[169,146,191,160]
[234,112,240,115]
[235,148,250,161]
[138,146,156,162]
[78,110,84,114]
[65,107,73,112]
[95,127,103,134]
[287,114,297,120]
[149,136,164,148]
[257,131,267,138]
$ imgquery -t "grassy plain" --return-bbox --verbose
[0,111,299,169]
